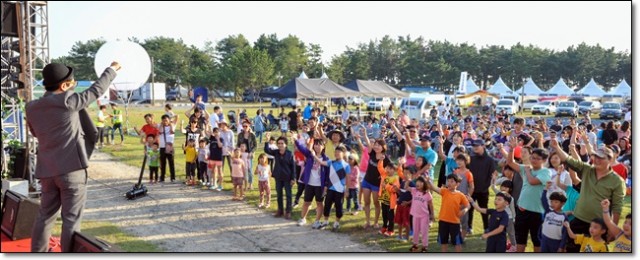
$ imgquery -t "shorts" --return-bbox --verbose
[438,220,463,245]
[208,160,222,168]
[304,185,324,202]
[232,177,244,186]
[515,208,542,246]
[360,179,380,192]
[394,204,411,227]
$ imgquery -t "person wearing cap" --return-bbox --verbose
[409,135,437,180]
[319,127,345,161]
[549,139,625,252]
[27,61,121,252]
[468,138,497,235]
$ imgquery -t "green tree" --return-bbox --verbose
[63,38,106,81]
[224,47,275,100]
[306,43,324,78]
[274,35,308,80]
[142,37,191,88]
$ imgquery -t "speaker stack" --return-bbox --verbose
[1,190,40,240]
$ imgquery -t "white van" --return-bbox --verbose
[400,93,446,120]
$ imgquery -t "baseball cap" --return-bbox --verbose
[472,139,485,146]
[594,147,614,159]
[420,136,431,142]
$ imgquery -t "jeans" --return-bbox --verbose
[110,123,123,143]
[160,148,175,181]
[346,188,359,211]
[275,180,293,213]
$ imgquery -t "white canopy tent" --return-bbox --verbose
[487,76,513,96]
[545,78,574,96]
[577,78,607,97]
[609,79,631,96]
[514,77,544,95]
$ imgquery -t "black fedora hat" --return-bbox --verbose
[42,63,74,88]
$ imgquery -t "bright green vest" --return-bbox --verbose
[112,109,123,124]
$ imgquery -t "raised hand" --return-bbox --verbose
[601,199,610,210]
[110,61,121,71]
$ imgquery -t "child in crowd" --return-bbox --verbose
[377,155,404,237]
[312,145,351,231]
[427,174,470,253]
[395,166,414,242]
[491,168,516,251]
[468,192,511,253]
[208,127,224,190]
[230,148,246,200]
[255,153,272,208]
[564,218,609,252]
[147,142,160,184]
[240,143,253,191]
[407,176,433,252]
[183,138,197,185]
[601,199,631,252]
[540,182,569,252]
[197,139,209,186]
[346,153,361,215]
[280,116,289,136]
[453,153,474,240]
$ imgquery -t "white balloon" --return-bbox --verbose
[94,41,151,91]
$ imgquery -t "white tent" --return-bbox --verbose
[577,78,607,97]
[514,77,544,95]
[298,71,308,79]
[320,72,329,79]
[457,78,480,94]
[546,78,574,96]
[487,76,513,96]
[609,79,631,96]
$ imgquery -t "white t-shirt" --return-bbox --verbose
[256,164,271,181]
[308,161,322,186]
[547,168,571,200]
[279,119,289,131]
[210,113,220,129]
[158,125,175,148]
[625,111,631,121]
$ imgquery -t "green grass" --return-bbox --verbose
[92,102,631,252]
[51,220,162,252]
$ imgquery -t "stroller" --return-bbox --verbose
[227,110,238,131]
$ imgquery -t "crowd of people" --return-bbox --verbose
[130,98,631,253]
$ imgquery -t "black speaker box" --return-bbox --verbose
[1,190,40,240]
[71,231,121,252]
[1,2,19,37]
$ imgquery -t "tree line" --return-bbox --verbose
[53,34,631,97]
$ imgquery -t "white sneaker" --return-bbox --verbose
[333,222,340,230]
[311,220,321,229]
[297,218,307,226]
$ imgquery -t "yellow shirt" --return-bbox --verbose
[575,234,608,252]
[325,141,339,160]
[610,233,631,252]
[185,146,197,163]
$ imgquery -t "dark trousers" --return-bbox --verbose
[111,123,123,142]
[275,180,293,213]
[323,190,345,219]
[381,203,395,232]
[295,182,306,204]
[469,192,489,230]
[149,166,158,181]
[346,188,359,211]
[268,158,274,172]
[97,127,105,145]
[186,162,196,178]
[565,217,591,252]
[197,161,207,182]
[222,155,232,173]
[159,149,175,181]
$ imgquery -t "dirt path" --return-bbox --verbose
[83,151,383,252]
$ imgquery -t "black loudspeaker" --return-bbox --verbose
[1,2,18,37]
[71,231,121,252]
[1,190,40,240]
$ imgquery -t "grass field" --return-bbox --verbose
[51,220,162,252]
[92,102,631,252]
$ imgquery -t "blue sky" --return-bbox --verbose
[49,1,631,63]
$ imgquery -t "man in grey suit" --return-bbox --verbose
[27,61,120,252]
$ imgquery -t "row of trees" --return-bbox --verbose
[53,34,631,97]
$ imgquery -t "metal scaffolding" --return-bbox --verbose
[1,1,49,195]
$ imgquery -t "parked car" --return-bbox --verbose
[131,99,151,105]
[366,97,391,111]
[331,98,348,107]
[271,98,301,108]
[166,91,180,101]
[348,97,366,106]
[531,101,557,115]
[522,99,538,111]
[600,102,623,120]
[555,101,578,117]
[578,101,602,115]
[495,99,519,115]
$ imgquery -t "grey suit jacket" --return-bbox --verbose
[26,68,117,179]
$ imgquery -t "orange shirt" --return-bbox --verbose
[438,188,469,224]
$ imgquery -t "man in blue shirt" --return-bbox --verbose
[303,102,312,120]
[416,136,438,180]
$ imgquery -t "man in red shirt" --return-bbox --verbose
[135,113,160,144]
